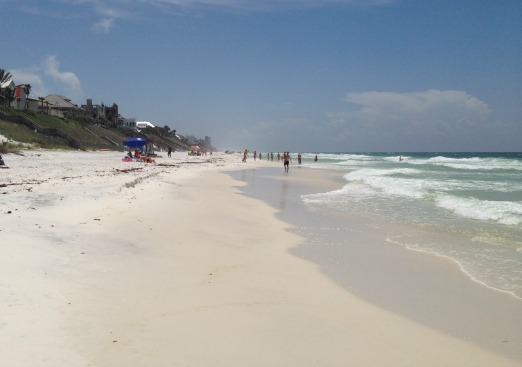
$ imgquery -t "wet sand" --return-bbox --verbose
[228,165,522,362]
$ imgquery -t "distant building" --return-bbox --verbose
[136,121,155,130]
[81,99,106,120]
[122,119,155,131]
[105,103,119,127]
[23,97,39,112]
[45,94,84,118]
[37,98,53,114]
[122,118,137,130]
[80,99,119,127]
[205,136,212,148]
[13,85,28,110]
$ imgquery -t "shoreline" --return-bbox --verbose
[228,165,522,361]
[1,151,521,366]
[385,235,522,301]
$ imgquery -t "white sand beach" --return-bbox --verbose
[1,150,521,366]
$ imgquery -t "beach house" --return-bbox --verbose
[122,119,155,131]
[44,94,85,118]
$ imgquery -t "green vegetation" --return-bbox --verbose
[0,105,191,153]
[0,119,69,152]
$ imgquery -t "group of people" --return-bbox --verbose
[243,151,316,162]
[242,150,319,173]
[125,149,156,164]
[189,149,210,156]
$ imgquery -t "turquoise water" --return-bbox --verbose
[298,152,522,299]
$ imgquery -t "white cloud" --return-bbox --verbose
[325,90,495,151]
[50,0,397,17]
[16,0,395,34]
[92,17,114,33]
[44,56,82,95]
[167,0,396,12]
[205,90,512,152]
[144,0,394,7]
[8,56,83,101]
[345,90,491,119]
[8,70,46,98]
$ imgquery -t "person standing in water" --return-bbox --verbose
[297,153,302,165]
[314,154,318,162]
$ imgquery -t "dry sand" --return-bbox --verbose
[1,150,520,366]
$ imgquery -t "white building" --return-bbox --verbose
[136,121,155,129]
[122,119,155,131]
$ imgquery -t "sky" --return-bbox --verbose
[1,0,521,152]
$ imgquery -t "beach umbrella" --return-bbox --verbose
[192,145,200,150]
[123,137,148,149]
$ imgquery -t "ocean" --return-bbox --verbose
[297,152,522,299]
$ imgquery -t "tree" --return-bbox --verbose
[161,125,170,137]
[0,68,13,106]
[38,97,46,113]
[0,68,12,84]
[4,87,15,107]
[184,135,198,145]
[23,84,31,110]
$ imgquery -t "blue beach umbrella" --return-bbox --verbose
[123,137,148,149]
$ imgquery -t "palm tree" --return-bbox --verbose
[38,97,45,113]
[23,84,31,110]
[4,87,15,107]
[0,68,13,106]
[163,125,170,136]
[0,68,12,84]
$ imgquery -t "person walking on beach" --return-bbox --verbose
[271,152,274,161]
[242,149,248,162]
[254,151,257,161]
[167,146,172,158]
[283,152,290,173]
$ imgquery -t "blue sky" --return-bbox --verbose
[2,0,521,152]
